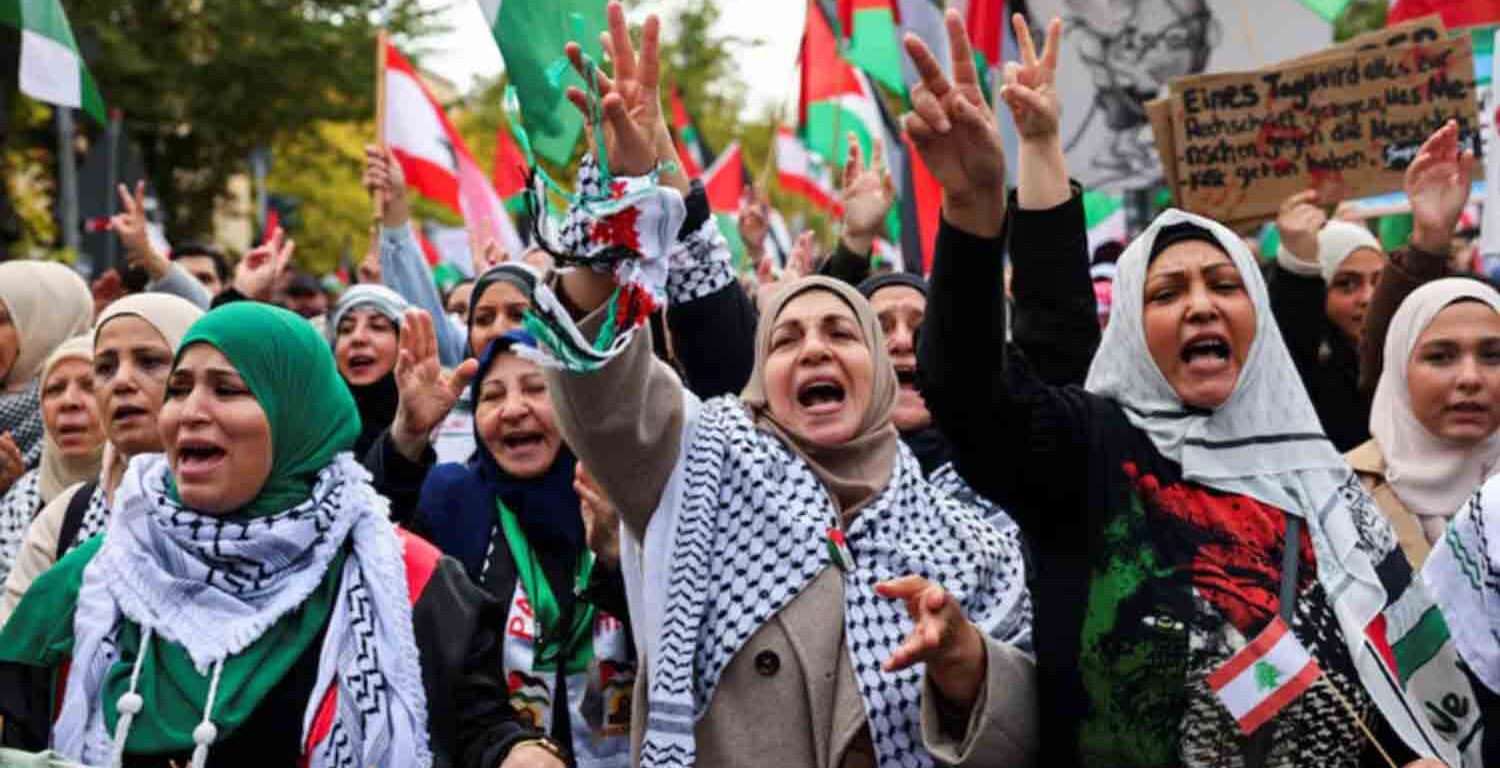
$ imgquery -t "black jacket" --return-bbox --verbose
[0,541,539,768]
[1267,264,1369,452]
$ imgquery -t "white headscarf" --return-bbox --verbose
[0,261,93,392]
[36,336,102,501]
[1085,208,1347,514]
[1083,209,1483,766]
[1316,221,1382,284]
[1370,278,1500,541]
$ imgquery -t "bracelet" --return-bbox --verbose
[512,736,570,763]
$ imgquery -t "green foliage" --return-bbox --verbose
[1332,0,1388,42]
[66,0,441,242]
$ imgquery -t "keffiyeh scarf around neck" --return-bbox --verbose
[1085,209,1482,766]
[0,380,44,470]
[636,398,1030,768]
[1424,475,1500,697]
[53,453,430,768]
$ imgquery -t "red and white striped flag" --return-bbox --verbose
[775,127,843,216]
[1208,618,1323,735]
[382,41,524,256]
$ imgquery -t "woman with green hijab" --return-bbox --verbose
[0,303,549,768]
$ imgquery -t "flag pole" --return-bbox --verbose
[373,29,389,224]
[1318,677,1398,768]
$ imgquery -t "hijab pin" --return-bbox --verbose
[826,527,855,571]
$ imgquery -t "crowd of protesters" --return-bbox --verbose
[0,5,1494,768]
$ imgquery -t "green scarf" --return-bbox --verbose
[0,303,363,755]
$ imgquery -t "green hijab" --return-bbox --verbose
[170,301,360,516]
[0,302,363,755]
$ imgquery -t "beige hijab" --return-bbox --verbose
[0,261,93,392]
[36,336,103,500]
[1371,278,1500,542]
[92,293,205,495]
[742,276,899,514]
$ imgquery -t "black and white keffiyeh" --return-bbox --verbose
[635,397,1029,768]
[1424,476,1500,697]
[0,468,41,583]
[54,453,431,768]
[0,380,45,471]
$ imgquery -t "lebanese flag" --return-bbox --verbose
[775,127,843,216]
[383,41,524,255]
[703,142,746,214]
[1207,618,1323,735]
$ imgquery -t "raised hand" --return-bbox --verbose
[391,308,478,462]
[786,231,816,280]
[1001,14,1062,142]
[575,462,620,569]
[1405,120,1476,255]
[840,134,896,256]
[0,432,22,495]
[110,181,169,281]
[363,145,411,228]
[877,575,987,715]
[234,227,295,302]
[903,10,1007,237]
[469,217,509,276]
[565,2,664,178]
[738,196,770,258]
[1276,189,1328,265]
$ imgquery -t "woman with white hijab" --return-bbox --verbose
[1353,278,1500,567]
[909,13,1478,768]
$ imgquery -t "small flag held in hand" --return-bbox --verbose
[1208,617,1322,735]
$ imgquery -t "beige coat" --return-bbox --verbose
[1345,439,1432,568]
[0,481,87,627]
[547,308,1038,768]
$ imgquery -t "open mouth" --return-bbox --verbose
[54,422,91,442]
[894,366,918,391]
[797,377,847,414]
[175,438,226,477]
[111,404,148,424]
[346,354,378,375]
[500,431,546,453]
[1180,334,1231,369]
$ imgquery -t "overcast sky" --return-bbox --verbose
[419,0,805,116]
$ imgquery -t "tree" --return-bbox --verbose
[66,1,440,242]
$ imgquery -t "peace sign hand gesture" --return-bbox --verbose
[903,10,1008,238]
[565,2,665,178]
[391,308,479,462]
[111,181,169,281]
[234,227,294,302]
[1000,14,1062,142]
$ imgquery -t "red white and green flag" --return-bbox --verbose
[492,120,530,215]
[835,0,907,96]
[703,142,746,215]
[383,41,524,255]
[1207,618,1323,735]
[1387,0,1500,28]
[1,0,105,123]
[669,85,710,179]
[775,127,843,216]
[799,0,886,169]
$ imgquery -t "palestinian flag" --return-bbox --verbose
[0,0,105,124]
[669,85,711,179]
[1208,618,1323,735]
[492,120,530,215]
[799,0,886,168]
[835,0,907,96]
[775,127,842,216]
[899,131,941,276]
[1388,0,1500,29]
[1084,191,1127,256]
[480,0,607,167]
[703,142,746,214]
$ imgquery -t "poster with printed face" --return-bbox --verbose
[1028,0,1331,191]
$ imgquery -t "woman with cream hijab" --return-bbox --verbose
[0,261,94,492]
[0,336,105,583]
[0,293,202,625]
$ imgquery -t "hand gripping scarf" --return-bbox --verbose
[1424,474,1500,698]
[1085,209,1483,765]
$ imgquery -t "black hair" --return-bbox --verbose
[1148,222,1226,264]
[169,243,229,282]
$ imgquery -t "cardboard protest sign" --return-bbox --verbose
[1168,35,1478,224]
[1148,16,1450,217]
